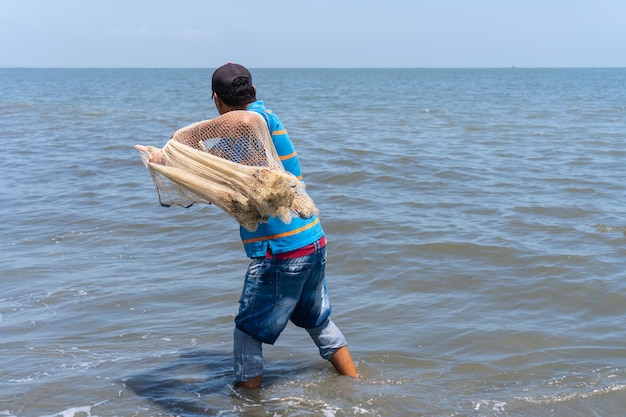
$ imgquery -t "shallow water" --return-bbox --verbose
[1,68,625,416]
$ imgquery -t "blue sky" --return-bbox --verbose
[1,0,625,68]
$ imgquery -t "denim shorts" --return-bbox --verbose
[235,246,332,345]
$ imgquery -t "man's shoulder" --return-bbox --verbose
[249,101,281,117]
[248,101,285,129]
[247,100,267,112]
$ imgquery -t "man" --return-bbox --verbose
[137,63,357,389]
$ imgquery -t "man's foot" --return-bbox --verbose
[234,375,263,389]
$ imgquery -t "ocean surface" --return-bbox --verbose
[1,67,625,417]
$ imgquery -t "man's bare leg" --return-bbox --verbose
[235,375,263,389]
[330,346,358,377]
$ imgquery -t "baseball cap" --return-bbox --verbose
[212,63,252,95]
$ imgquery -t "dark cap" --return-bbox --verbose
[212,63,252,95]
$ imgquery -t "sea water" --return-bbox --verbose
[1,68,625,416]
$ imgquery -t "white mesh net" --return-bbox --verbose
[137,110,318,231]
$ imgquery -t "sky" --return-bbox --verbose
[1,0,625,68]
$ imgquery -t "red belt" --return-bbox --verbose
[265,236,326,260]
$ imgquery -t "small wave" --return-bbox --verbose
[473,400,507,412]
[595,224,626,234]
[39,401,107,417]
[233,395,370,417]
[518,383,626,405]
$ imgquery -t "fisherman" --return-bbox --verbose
[135,63,357,388]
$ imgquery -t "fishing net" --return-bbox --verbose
[137,110,318,231]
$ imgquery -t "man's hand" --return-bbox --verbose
[135,145,165,164]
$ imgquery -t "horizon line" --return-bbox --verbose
[2,66,625,70]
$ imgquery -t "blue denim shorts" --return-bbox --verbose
[235,246,332,345]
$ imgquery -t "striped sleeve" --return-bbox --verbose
[266,113,302,180]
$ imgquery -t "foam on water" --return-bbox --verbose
[39,402,107,417]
